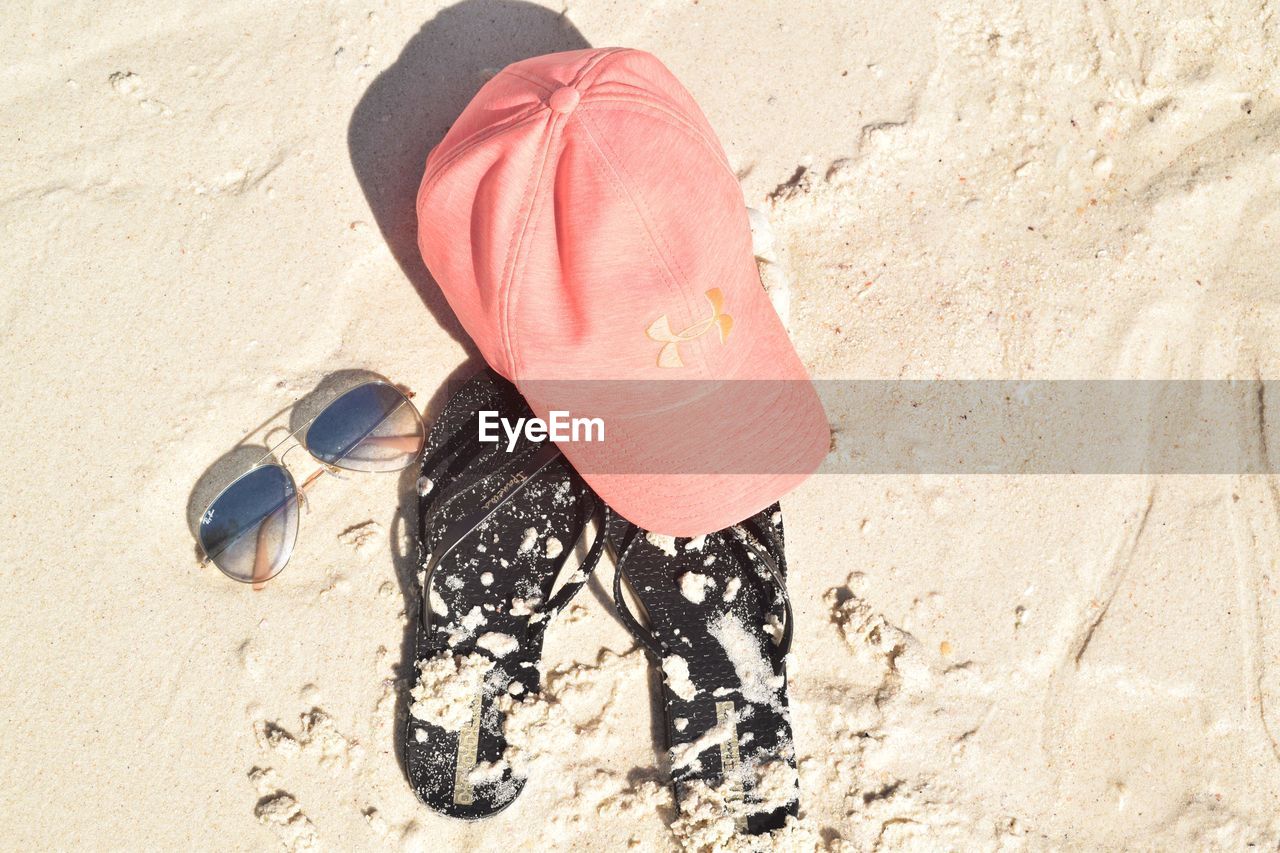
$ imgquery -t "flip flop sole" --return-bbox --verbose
[608,508,799,833]
[405,371,595,819]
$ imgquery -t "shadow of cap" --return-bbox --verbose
[347,0,591,354]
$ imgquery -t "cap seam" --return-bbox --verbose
[420,49,627,200]
[499,47,626,95]
[418,107,547,202]
[496,112,559,377]
[572,114,685,325]
[499,66,556,95]
[568,47,736,177]
[577,106,717,373]
[579,107,695,293]
[569,47,631,89]
[500,47,630,379]
[504,111,571,379]
[579,95,735,179]
[572,109,690,354]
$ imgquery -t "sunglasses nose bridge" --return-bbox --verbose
[279,444,347,514]
[278,440,309,469]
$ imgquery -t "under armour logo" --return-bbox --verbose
[646,289,733,368]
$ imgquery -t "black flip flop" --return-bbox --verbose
[405,370,605,819]
[606,505,799,834]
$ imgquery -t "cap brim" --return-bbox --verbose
[519,313,830,536]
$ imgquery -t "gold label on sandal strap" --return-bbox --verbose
[452,690,484,805]
[483,471,528,509]
[715,700,747,829]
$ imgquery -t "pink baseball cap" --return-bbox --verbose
[417,48,828,536]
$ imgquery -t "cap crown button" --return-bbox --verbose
[548,86,580,115]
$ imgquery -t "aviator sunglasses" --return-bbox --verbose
[198,380,425,585]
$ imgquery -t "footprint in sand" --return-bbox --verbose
[107,71,173,117]
[338,519,383,553]
[246,706,365,850]
[247,767,320,853]
[253,707,365,773]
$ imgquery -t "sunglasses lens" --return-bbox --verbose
[306,382,424,473]
[198,465,299,584]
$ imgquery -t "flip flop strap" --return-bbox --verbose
[528,496,607,642]
[728,519,794,661]
[606,511,667,660]
[420,414,524,526]
[608,509,794,665]
[420,442,562,633]
[418,412,484,502]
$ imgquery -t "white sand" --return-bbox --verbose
[2,0,1280,849]
[409,652,492,731]
[679,571,714,604]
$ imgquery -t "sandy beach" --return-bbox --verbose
[3,0,1280,849]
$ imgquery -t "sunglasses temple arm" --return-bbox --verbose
[246,464,343,589]
[299,466,328,493]
[358,434,424,452]
[294,426,421,511]
[294,465,343,514]
[251,505,282,590]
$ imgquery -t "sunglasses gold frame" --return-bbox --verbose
[197,381,423,588]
